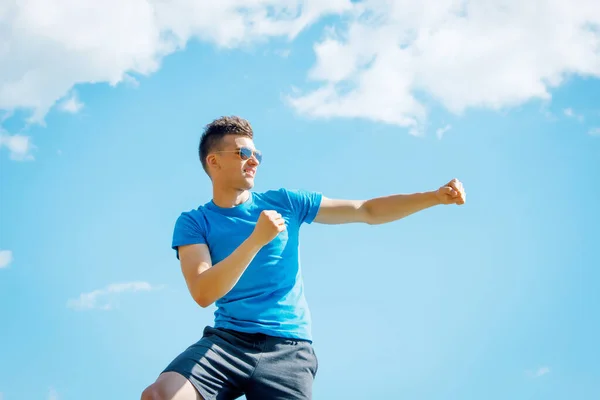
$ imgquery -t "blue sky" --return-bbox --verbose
[1,2,600,399]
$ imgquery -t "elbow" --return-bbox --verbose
[196,298,213,308]
[361,202,394,225]
[190,285,214,308]
[193,294,214,308]
[365,215,388,225]
[360,202,379,225]
[187,274,215,308]
[198,300,213,309]
[362,208,378,225]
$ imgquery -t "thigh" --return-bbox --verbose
[142,371,204,400]
[162,327,254,400]
[245,339,318,400]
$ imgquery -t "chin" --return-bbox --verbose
[241,178,255,189]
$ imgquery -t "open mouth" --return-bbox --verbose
[244,169,256,177]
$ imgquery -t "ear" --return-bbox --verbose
[206,154,220,171]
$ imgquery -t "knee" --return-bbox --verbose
[141,384,163,400]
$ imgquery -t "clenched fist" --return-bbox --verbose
[436,178,466,205]
[250,210,287,247]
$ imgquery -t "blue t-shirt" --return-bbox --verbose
[171,188,322,342]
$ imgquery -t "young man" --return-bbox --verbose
[141,116,466,400]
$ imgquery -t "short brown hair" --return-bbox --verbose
[198,116,254,174]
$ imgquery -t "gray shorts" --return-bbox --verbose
[162,326,319,400]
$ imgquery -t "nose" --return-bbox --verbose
[248,154,259,166]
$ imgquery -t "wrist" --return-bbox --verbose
[426,190,442,205]
[244,234,266,252]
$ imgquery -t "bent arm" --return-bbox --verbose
[178,237,263,308]
[314,191,441,225]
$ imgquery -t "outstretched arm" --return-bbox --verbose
[313,178,466,225]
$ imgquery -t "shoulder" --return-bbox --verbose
[254,188,323,224]
[253,187,320,206]
[174,205,210,231]
[254,187,321,200]
[171,205,212,258]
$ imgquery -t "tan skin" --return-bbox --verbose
[141,134,466,400]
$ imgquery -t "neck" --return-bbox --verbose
[212,184,250,208]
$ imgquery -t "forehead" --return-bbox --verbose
[221,134,255,149]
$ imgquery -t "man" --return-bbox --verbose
[141,116,466,400]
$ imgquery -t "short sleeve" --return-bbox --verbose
[285,188,323,225]
[171,211,207,259]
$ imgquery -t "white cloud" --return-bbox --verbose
[2,0,599,137]
[0,0,353,124]
[288,0,600,130]
[0,133,34,161]
[564,107,584,122]
[589,127,600,136]
[67,281,163,311]
[436,124,452,140]
[0,250,13,268]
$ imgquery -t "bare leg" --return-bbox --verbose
[141,372,204,400]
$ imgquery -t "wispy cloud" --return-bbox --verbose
[0,250,13,269]
[527,366,550,378]
[436,124,452,140]
[564,108,584,122]
[275,49,292,58]
[0,133,34,161]
[48,387,58,400]
[589,127,600,136]
[58,92,84,114]
[67,281,163,311]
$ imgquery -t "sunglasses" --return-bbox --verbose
[217,146,262,163]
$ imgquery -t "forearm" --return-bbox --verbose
[363,191,441,225]
[192,237,263,307]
